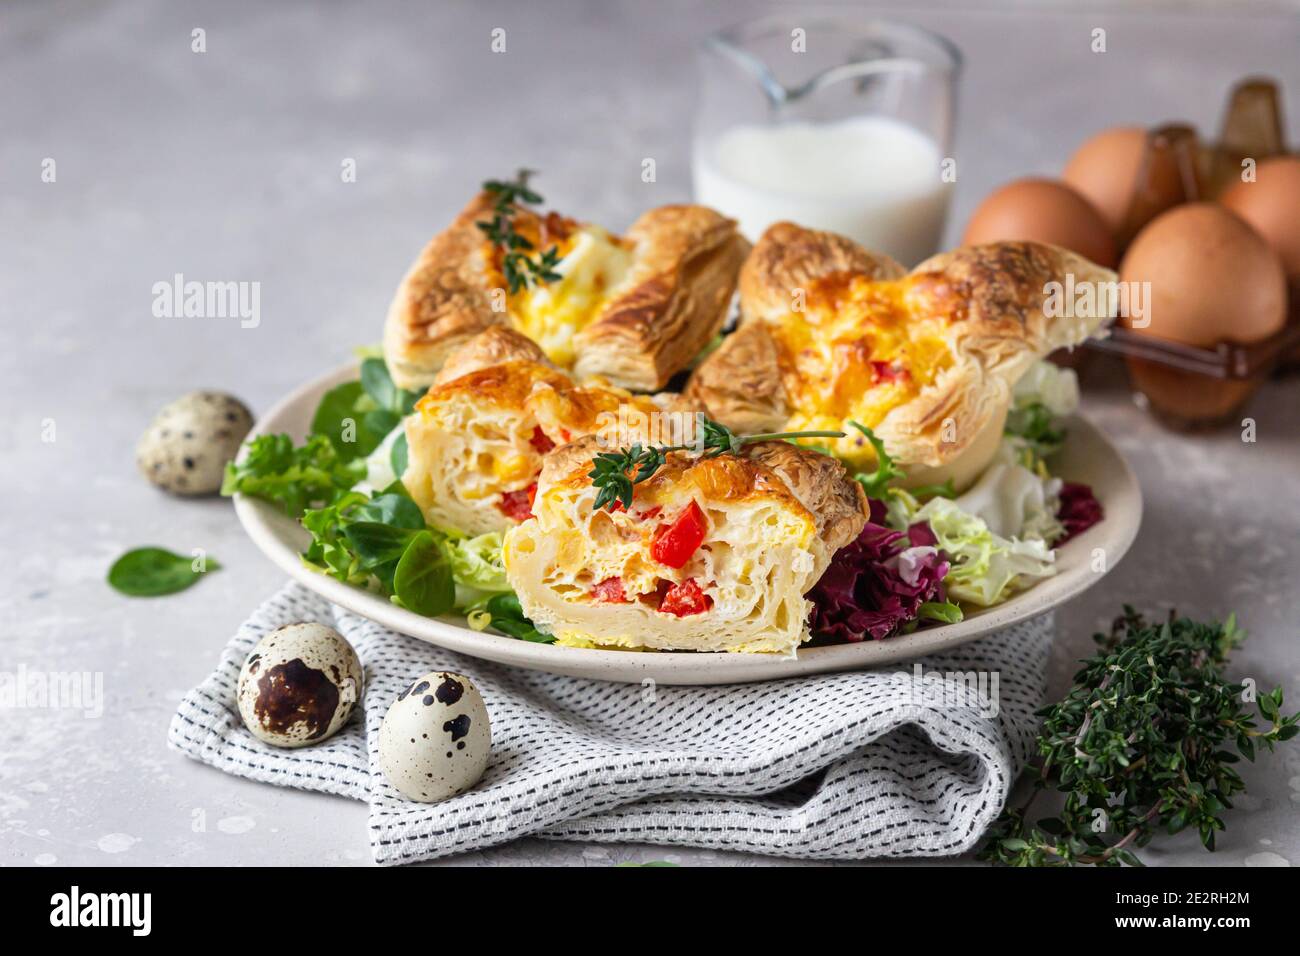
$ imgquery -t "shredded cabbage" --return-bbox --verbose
[955,460,1063,544]
[908,497,1056,607]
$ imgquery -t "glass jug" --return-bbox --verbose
[693,15,961,266]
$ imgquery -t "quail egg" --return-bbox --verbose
[237,623,363,748]
[378,672,491,802]
[136,390,253,495]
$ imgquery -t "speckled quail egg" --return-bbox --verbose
[237,623,363,748]
[378,672,491,802]
[136,390,253,495]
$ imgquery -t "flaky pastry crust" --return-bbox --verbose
[689,223,1116,489]
[383,192,747,392]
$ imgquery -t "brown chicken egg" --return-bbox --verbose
[1119,202,1286,345]
[1219,155,1300,282]
[1120,202,1287,425]
[1062,126,1149,235]
[962,177,1116,267]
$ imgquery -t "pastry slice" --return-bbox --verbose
[688,223,1117,490]
[502,435,869,655]
[384,191,749,393]
[402,328,673,535]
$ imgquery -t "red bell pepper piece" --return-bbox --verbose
[650,501,707,569]
[590,577,629,603]
[658,578,712,617]
[496,483,538,522]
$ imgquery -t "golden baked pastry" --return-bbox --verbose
[502,435,868,655]
[402,328,681,536]
[688,223,1116,490]
[383,191,749,393]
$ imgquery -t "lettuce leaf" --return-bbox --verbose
[953,460,1063,544]
[909,497,1056,607]
[445,531,512,607]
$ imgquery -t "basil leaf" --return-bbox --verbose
[108,547,220,597]
[390,432,409,480]
[392,531,454,616]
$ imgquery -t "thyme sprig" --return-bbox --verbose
[588,417,844,512]
[478,170,564,294]
[980,607,1299,867]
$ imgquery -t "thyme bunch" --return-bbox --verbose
[981,607,1299,866]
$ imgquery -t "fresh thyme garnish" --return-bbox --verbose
[478,170,564,294]
[980,607,1299,867]
[588,417,844,512]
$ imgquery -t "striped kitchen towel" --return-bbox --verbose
[168,581,1051,865]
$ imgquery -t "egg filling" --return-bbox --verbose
[506,225,634,367]
[503,451,832,655]
[771,272,955,468]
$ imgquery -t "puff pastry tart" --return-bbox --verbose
[383,192,749,393]
[402,328,682,536]
[502,435,869,655]
[688,223,1117,490]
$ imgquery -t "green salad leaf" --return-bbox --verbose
[222,434,366,517]
[446,531,510,595]
[108,547,220,597]
[1004,401,1066,466]
[224,357,545,640]
[844,421,905,499]
[392,531,455,616]
[480,592,554,643]
[389,431,410,479]
[1003,360,1079,471]
[915,600,964,625]
[310,358,424,462]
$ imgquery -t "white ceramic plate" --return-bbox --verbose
[234,363,1142,685]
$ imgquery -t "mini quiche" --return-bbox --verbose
[688,223,1117,490]
[403,328,688,536]
[383,191,749,393]
[502,435,869,655]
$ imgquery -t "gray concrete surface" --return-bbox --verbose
[2,0,1298,867]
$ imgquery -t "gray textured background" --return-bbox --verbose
[2,0,1298,867]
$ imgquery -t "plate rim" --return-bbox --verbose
[233,361,1143,685]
